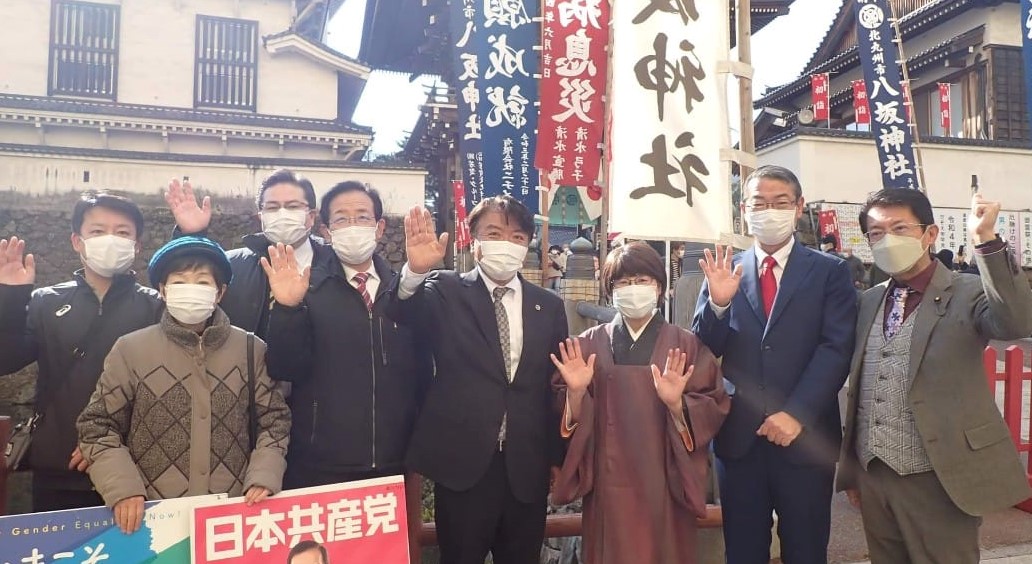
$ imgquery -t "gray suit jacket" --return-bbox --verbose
[836,247,1032,516]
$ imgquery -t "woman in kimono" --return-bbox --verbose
[551,241,730,564]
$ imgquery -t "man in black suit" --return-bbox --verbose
[387,196,568,564]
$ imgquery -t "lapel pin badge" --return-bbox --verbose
[55,305,72,317]
[934,296,941,302]
[535,304,541,311]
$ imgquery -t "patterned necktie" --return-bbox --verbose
[760,256,778,318]
[493,286,512,380]
[885,285,911,338]
[353,272,373,312]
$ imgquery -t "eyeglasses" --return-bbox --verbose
[330,215,377,228]
[613,276,656,289]
[262,202,309,212]
[865,223,926,243]
[745,200,798,212]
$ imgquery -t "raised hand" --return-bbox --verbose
[259,243,310,307]
[551,338,596,394]
[968,193,1001,244]
[0,237,36,286]
[165,178,212,234]
[404,206,449,274]
[699,245,743,307]
[651,348,693,411]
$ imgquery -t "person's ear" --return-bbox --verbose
[216,284,228,303]
[158,283,167,300]
[71,233,84,255]
[375,218,386,240]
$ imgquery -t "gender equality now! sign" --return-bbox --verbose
[192,476,409,563]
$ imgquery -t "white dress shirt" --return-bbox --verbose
[343,263,381,302]
[292,238,314,271]
[710,237,795,318]
[399,264,522,378]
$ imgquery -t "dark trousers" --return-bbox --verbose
[32,480,104,513]
[718,439,835,564]
[859,459,980,564]
[434,451,546,564]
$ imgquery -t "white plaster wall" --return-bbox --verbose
[0,1,55,96]
[758,134,1032,210]
[984,2,1022,47]
[0,0,339,119]
[0,152,427,215]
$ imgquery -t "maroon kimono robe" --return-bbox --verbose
[553,316,729,564]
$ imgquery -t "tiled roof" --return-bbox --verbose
[757,125,1031,151]
[0,94,372,135]
[0,142,425,170]
[756,0,999,108]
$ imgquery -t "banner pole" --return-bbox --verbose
[888,0,927,194]
[737,0,755,236]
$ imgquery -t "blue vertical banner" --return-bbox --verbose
[1022,0,1032,143]
[474,0,540,212]
[855,0,920,190]
[451,0,486,205]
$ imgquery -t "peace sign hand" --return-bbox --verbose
[699,245,743,307]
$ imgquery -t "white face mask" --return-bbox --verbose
[477,240,528,281]
[261,209,310,246]
[746,209,797,246]
[613,285,658,320]
[331,225,378,266]
[164,284,218,325]
[81,235,136,277]
[871,233,927,275]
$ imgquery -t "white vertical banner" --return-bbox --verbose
[821,203,872,263]
[607,0,731,241]
[1020,212,1032,268]
[994,210,1021,255]
[933,208,969,257]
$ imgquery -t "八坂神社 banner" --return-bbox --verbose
[607,0,731,241]
[855,0,920,189]
[535,0,610,186]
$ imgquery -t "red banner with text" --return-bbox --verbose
[938,82,951,133]
[811,73,830,121]
[818,209,841,250]
[852,80,870,125]
[535,0,610,185]
[452,179,472,250]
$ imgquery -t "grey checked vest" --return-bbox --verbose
[855,296,934,475]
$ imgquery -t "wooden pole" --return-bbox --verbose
[888,0,928,193]
[737,0,755,237]
[540,182,551,283]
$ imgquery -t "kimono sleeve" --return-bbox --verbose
[665,336,729,515]
[551,334,596,505]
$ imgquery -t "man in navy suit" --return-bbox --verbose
[693,165,857,563]
[386,196,568,564]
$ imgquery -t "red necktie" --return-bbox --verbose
[760,256,777,318]
[353,272,373,312]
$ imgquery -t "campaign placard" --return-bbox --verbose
[0,495,223,564]
[191,476,409,564]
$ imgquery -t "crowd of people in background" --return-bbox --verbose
[1,164,1030,564]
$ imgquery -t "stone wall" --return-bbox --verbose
[0,191,406,513]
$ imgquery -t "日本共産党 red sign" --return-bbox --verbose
[191,476,409,563]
